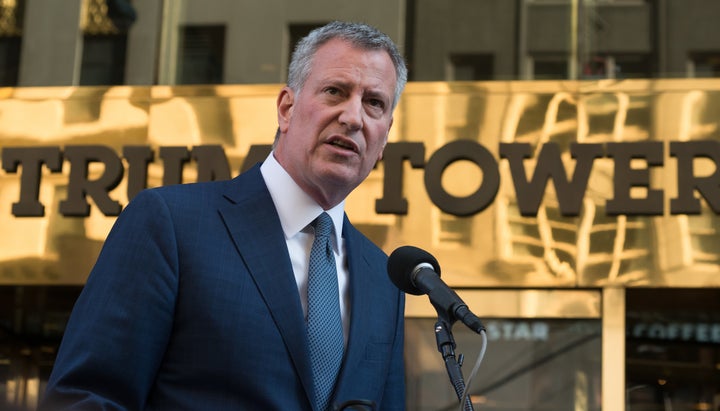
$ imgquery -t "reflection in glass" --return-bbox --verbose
[405,318,602,411]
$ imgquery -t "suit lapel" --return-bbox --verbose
[217,166,315,406]
[337,219,374,381]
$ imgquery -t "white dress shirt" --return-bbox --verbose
[260,152,350,344]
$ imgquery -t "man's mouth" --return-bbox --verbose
[328,139,358,153]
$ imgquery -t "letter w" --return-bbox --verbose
[500,142,603,216]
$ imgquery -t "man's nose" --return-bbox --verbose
[338,97,363,131]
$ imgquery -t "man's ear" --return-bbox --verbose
[277,86,295,133]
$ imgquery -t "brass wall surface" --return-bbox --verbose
[1,80,719,287]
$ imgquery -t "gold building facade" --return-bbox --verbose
[1,79,719,410]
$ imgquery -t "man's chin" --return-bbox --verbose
[320,167,365,190]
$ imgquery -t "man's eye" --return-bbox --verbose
[325,87,340,95]
[368,99,385,109]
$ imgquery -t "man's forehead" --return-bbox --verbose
[313,38,393,67]
[310,42,396,85]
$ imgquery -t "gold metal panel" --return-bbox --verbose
[405,289,601,319]
[1,80,719,288]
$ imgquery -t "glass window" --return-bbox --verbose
[405,317,602,410]
[449,54,494,81]
[690,53,720,78]
[612,54,653,79]
[0,286,82,411]
[176,25,225,85]
[532,56,569,80]
[0,35,21,86]
[626,288,720,411]
[80,34,128,86]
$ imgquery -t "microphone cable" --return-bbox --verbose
[457,329,488,411]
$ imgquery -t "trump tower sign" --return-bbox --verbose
[1,80,719,287]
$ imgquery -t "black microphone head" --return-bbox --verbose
[387,245,441,295]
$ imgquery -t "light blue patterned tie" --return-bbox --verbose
[307,212,344,411]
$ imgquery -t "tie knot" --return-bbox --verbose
[313,212,333,239]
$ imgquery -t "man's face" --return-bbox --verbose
[274,38,397,208]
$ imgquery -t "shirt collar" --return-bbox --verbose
[260,151,345,244]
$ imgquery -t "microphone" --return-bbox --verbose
[387,246,485,333]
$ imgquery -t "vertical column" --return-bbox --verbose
[124,0,163,85]
[602,286,626,411]
[18,0,83,86]
[569,0,579,80]
[156,0,182,85]
[518,0,530,80]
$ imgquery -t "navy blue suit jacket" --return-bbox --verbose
[40,165,406,411]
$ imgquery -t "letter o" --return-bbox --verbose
[424,140,499,216]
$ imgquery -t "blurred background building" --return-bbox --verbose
[4,0,720,87]
[1,0,720,410]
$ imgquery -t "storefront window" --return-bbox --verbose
[405,317,602,410]
[626,289,720,411]
[0,286,81,411]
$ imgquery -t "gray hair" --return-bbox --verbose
[287,21,408,109]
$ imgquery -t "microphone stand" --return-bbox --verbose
[434,318,474,411]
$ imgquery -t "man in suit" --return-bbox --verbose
[39,20,407,411]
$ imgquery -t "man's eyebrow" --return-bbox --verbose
[365,89,391,103]
[321,78,350,88]
[320,77,391,101]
